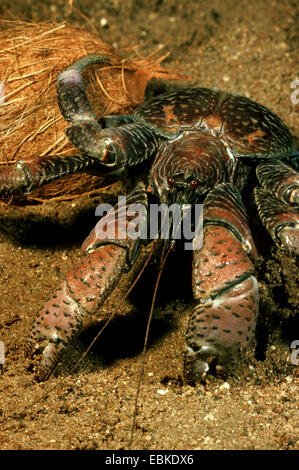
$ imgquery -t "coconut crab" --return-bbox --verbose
[0,54,298,381]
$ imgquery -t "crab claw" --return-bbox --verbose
[27,243,127,380]
[27,183,148,380]
[186,225,259,380]
[185,183,259,381]
[28,282,84,380]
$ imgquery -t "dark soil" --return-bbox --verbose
[0,0,298,450]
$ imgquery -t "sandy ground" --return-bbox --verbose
[0,0,298,451]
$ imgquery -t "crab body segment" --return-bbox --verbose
[0,54,298,380]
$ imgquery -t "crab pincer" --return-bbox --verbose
[28,183,147,380]
[186,183,259,380]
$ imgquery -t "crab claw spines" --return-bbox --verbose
[27,282,84,381]
[186,272,259,382]
[203,183,258,259]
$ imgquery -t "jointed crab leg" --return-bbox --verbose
[255,188,299,255]
[29,243,127,381]
[57,54,111,124]
[256,160,299,205]
[0,154,99,197]
[57,54,160,167]
[255,159,299,254]
[0,53,160,198]
[28,183,148,380]
[0,55,113,198]
[186,183,259,379]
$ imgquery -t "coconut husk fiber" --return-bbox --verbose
[0,20,187,203]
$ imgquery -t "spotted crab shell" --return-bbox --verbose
[133,88,294,159]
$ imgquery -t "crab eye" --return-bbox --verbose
[167,177,175,187]
[189,179,200,190]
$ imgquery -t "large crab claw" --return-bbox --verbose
[27,183,148,380]
[185,183,259,381]
[28,243,128,380]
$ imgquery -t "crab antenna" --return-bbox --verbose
[129,241,174,447]
[159,199,189,264]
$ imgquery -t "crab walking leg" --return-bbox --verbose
[57,54,160,166]
[28,182,148,380]
[57,54,110,124]
[186,183,259,379]
[0,154,100,197]
[0,56,113,197]
[255,188,299,255]
[255,159,299,254]
[256,160,299,205]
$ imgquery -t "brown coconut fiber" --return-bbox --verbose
[0,20,187,203]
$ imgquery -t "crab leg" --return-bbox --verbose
[255,160,299,254]
[0,56,112,198]
[57,54,111,124]
[185,183,259,379]
[57,54,160,166]
[0,154,101,197]
[256,160,299,205]
[28,183,148,380]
